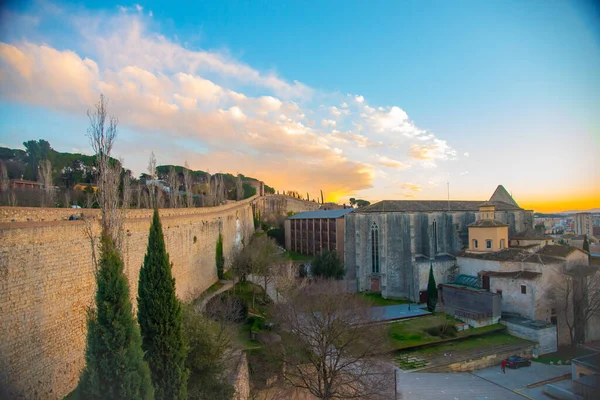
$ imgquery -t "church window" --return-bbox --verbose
[432,221,438,255]
[486,239,492,249]
[473,239,478,249]
[521,285,527,294]
[371,223,380,274]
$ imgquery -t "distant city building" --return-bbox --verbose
[284,208,355,261]
[575,212,594,238]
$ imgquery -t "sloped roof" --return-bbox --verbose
[479,270,541,280]
[537,244,582,258]
[459,248,560,264]
[489,185,520,208]
[468,219,508,228]
[512,225,551,240]
[452,274,482,288]
[356,200,522,213]
[288,208,354,219]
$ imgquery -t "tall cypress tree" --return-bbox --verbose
[138,209,188,400]
[216,233,224,279]
[79,234,154,400]
[427,264,438,312]
[583,235,590,253]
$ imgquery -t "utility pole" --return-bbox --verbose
[447,181,450,212]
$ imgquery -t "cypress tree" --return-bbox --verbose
[216,233,224,279]
[79,234,154,400]
[583,235,590,253]
[427,264,438,312]
[138,209,188,400]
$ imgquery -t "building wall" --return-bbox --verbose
[347,208,532,298]
[439,285,501,327]
[575,213,593,238]
[255,194,320,221]
[0,199,256,400]
[467,226,508,252]
[415,259,458,294]
[500,320,557,355]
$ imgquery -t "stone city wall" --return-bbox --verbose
[0,197,257,399]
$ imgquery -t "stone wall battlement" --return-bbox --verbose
[0,197,257,399]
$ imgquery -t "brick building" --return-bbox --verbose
[284,208,354,260]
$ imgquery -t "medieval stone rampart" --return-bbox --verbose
[0,197,257,399]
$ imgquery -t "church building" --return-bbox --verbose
[344,185,533,301]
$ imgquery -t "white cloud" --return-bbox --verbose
[460,171,469,175]
[0,3,462,201]
[135,4,143,12]
[464,152,469,157]
[377,155,410,169]
[401,183,422,192]
[321,119,336,128]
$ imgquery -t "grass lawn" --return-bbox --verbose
[535,346,595,365]
[284,250,313,262]
[360,292,410,306]
[192,280,225,306]
[223,269,233,280]
[388,313,505,350]
[403,331,530,356]
[232,281,272,316]
[236,323,262,350]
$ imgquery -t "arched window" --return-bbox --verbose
[371,223,380,274]
[432,220,438,255]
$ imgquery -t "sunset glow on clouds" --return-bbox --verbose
[0,4,459,203]
[0,1,598,211]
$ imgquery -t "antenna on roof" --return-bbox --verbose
[447,181,450,212]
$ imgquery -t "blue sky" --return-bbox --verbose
[0,0,599,211]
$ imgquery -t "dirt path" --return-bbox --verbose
[196,280,234,312]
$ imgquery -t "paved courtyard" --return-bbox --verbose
[395,361,572,400]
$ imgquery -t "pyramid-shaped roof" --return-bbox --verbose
[489,185,520,208]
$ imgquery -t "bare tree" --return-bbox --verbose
[235,174,244,201]
[147,151,157,209]
[168,166,180,208]
[248,235,282,303]
[0,161,9,205]
[38,159,54,207]
[206,172,216,206]
[87,94,123,246]
[269,281,394,400]
[122,169,131,209]
[553,266,600,346]
[183,161,194,208]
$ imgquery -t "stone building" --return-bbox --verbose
[345,185,532,300]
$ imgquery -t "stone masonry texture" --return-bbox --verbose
[0,197,257,399]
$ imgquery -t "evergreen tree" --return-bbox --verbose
[583,235,590,254]
[427,264,438,312]
[138,209,188,400]
[79,234,154,400]
[311,250,345,280]
[216,233,225,279]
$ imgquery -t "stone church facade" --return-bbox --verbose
[344,185,533,300]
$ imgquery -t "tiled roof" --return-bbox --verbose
[512,226,551,240]
[489,185,520,208]
[459,249,560,264]
[537,244,581,258]
[288,208,355,219]
[479,270,541,279]
[468,219,508,227]
[356,200,522,213]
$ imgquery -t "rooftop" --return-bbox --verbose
[501,313,555,330]
[479,270,541,280]
[459,248,560,264]
[288,208,354,220]
[356,185,523,214]
[512,225,551,240]
[468,219,508,228]
[357,200,522,213]
[537,244,581,258]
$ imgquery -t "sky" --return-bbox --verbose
[0,0,599,212]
